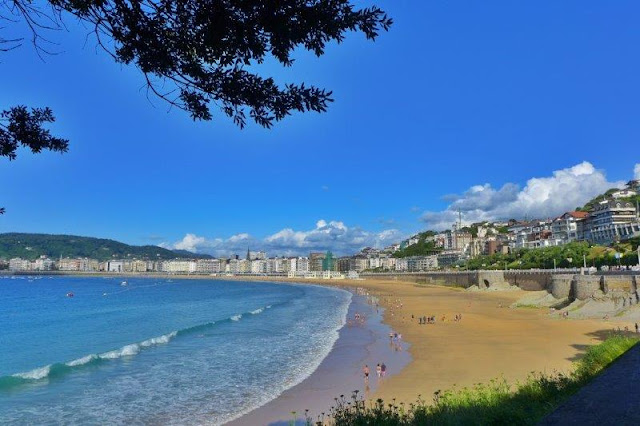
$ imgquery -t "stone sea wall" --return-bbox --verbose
[362,271,640,303]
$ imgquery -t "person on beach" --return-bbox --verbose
[381,362,386,377]
[376,363,382,378]
[635,323,639,333]
[363,365,370,382]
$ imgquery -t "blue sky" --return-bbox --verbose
[1,0,640,256]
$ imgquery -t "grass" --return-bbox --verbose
[303,334,638,425]
[512,303,542,309]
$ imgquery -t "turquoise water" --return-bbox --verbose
[0,276,351,425]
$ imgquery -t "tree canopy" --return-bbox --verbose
[0,106,69,161]
[393,231,441,258]
[1,0,391,162]
[1,0,391,212]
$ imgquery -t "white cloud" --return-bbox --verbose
[421,161,626,230]
[173,234,207,252]
[635,163,640,180]
[162,220,403,257]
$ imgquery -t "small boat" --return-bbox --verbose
[120,281,128,287]
[66,292,74,298]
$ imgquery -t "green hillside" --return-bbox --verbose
[0,233,210,261]
[578,187,640,212]
[393,231,442,258]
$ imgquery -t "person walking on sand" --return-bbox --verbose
[381,362,387,377]
[363,365,370,382]
[636,323,639,333]
[376,363,382,378]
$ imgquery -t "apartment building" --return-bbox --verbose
[584,200,640,244]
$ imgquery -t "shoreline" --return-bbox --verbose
[227,287,410,426]
[13,273,636,424]
[217,276,636,422]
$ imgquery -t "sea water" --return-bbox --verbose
[0,276,351,425]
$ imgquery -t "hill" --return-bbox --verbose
[578,187,640,212]
[0,233,211,261]
[393,231,442,258]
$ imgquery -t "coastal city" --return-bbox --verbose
[4,179,639,276]
[4,1,640,424]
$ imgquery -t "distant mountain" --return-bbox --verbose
[0,233,210,261]
[172,249,213,259]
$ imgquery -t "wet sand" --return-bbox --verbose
[228,290,410,426]
[227,277,624,424]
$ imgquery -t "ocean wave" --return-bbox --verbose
[218,288,353,425]
[1,306,270,391]
[12,365,51,380]
[140,331,178,347]
[99,343,141,360]
[66,354,98,367]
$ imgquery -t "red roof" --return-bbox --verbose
[567,211,589,219]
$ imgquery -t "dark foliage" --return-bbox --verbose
[1,0,390,213]
[3,0,391,128]
[0,106,68,160]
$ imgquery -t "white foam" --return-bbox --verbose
[250,308,264,315]
[66,354,97,367]
[140,331,177,347]
[230,314,242,321]
[99,344,140,360]
[13,365,51,380]
[218,288,353,425]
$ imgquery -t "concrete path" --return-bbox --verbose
[540,344,640,425]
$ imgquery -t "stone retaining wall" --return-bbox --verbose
[572,275,603,300]
[550,274,574,299]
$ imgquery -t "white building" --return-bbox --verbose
[380,256,396,271]
[407,255,438,271]
[296,257,310,273]
[196,259,221,273]
[585,200,640,244]
[33,256,54,271]
[368,257,381,269]
[250,259,266,274]
[162,260,197,273]
[9,258,31,271]
[611,189,637,199]
[60,258,99,272]
[395,258,408,271]
[551,211,588,244]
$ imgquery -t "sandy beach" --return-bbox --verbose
[226,277,628,425]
